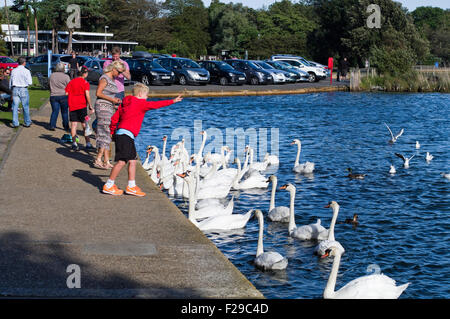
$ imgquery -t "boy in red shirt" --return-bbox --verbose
[65,67,94,151]
[103,83,183,196]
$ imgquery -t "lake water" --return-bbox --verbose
[136,92,449,299]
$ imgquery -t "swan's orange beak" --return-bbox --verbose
[279,185,287,190]
[159,184,163,190]
[290,141,295,145]
[177,173,187,178]
[325,204,330,208]
[320,252,329,259]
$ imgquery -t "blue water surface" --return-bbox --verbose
[137,92,449,299]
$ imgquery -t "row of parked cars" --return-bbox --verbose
[24,52,329,86]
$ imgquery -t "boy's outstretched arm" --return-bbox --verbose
[144,94,183,111]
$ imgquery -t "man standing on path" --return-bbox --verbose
[69,52,79,80]
[103,47,131,100]
[10,57,33,128]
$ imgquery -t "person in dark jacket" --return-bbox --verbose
[0,68,12,111]
[339,57,350,81]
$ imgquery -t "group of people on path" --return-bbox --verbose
[48,46,183,197]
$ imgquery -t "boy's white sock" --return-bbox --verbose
[128,180,136,188]
[105,179,115,188]
[86,142,92,147]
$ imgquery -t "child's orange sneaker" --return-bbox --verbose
[125,185,146,197]
[103,184,124,196]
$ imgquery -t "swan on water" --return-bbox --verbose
[280,183,326,240]
[415,141,420,149]
[267,175,290,222]
[291,139,315,174]
[254,209,288,271]
[314,201,345,257]
[425,152,434,163]
[440,172,450,180]
[263,152,279,166]
[389,164,396,174]
[395,153,415,169]
[321,246,410,299]
[384,123,404,144]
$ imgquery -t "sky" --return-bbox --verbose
[201,0,449,11]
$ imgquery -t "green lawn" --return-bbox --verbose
[0,77,50,127]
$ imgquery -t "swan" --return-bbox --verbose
[425,152,434,163]
[395,153,415,169]
[389,164,396,174]
[161,135,169,163]
[142,145,153,170]
[280,183,327,240]
[263,152,279,166]
[183,173,252,231]
[346,167,366,179]
[321,246,410,299]
[267,175,290,222]
[193,130,207,164]
[254,209,288,271]
[291,139,315,174]
[441,172,450,180]
[232,157,268,190]
[314,201,345,257]
[384,122,404,144]
[248,147,269,171]
[415,141,420,149]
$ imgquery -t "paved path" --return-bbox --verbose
[0,101,263,298]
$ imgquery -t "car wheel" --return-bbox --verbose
[308,72,316,83]
[179,75,187,85]
[250,77,259,85]
[142,75,150,86]
[220,77,228,86]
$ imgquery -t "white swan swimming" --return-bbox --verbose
[248,147,269,171]
[384,122,404,144]
[321,246,410,299]
[183,173,252,231]
[263,152,279,166]
[254,209,288,271]
[280,183,327,240]
[389,164,396,174]
[314,201,345,257]
[441,172,450,180]
[142,145,154,171]
[425,152,434,163]
[291,139,315,174]
[395,153,415,169]
[415,141,420,149]
[267,175,290,222]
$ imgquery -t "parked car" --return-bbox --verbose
[252,60,289,84]
[224,59,273,85]
[198,60,246,85]
[156,57,210,85]
[83,59,106,83]
[127,58,175,86]
[131,51,170,59]
[265,60,310,82]
[270,55,327,82]
[0,56,19,70]
[59,55,94,68]
[26,54,70,76]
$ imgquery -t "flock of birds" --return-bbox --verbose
[137,120,450,299]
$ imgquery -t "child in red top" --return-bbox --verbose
[65,68,94,151]
[103,83,183,196]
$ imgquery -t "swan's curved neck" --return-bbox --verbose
[204,161,218,180]
[162,139,167,158]
[143,151,150,165]
[250,148,254,164]
[295,143,301,166]
[288,188,296,233]
[256,213,264,257]
[186,178,199,226]
[269,177,277,211]
[324,250,342,299]
[197,133,207,159]
[328,205,339,241]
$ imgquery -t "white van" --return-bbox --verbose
[270,55,327,82]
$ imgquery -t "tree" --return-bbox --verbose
[11,0,31,56]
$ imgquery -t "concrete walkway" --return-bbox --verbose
[0,101,263,298]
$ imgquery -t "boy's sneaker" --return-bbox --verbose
[125,185,146,197]
[71,144,79,151]
[103,184,123,196]
[85,143,96,151]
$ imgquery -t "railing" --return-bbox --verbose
[349,68,377,91]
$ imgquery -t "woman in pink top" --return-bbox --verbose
[102,46,131,100]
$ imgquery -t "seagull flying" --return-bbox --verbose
[395,153,415,169]
[384,123,404,144]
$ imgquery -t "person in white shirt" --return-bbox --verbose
[10,57,33,127]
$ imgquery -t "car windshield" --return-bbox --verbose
[256,62,274,69]
[178,59,200,68]
[1,57,15,63]
[299,58,312,66]
[277,61,292,68]
[216,61,234,71]
[140,60,163,69]
[247,61,261,69]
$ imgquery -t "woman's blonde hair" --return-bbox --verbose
[104,60,126,73]
[54,62,66,73]
[132,82,149,96]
